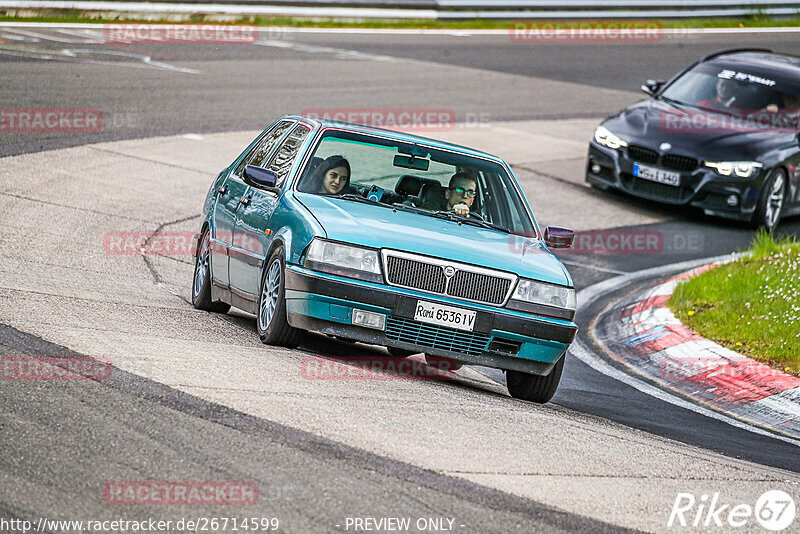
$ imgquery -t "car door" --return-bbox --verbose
[211,120,295,288]
[229,122,312,296]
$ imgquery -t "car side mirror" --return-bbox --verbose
[641,79,665,96]
[243,165,279,190]
[544,226,575,249]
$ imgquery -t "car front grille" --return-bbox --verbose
[386,255,446,294]
[627,145,659,164]
[385,316,490,356]
[627,145,698,172]
[382,251,516,305]
[662,154,698,172]
[449,270,512,305]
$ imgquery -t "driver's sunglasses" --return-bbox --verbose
[450,187,477,197]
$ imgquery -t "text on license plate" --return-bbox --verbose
[633,163,680,186]
[414,301,476,332]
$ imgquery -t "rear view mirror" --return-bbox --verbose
[394,154,430,171]
[641,79,665,96]
[243,165,278,189]
[544,226,575,249]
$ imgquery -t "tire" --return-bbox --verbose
[256,246,303,348]
[192,229,231,314]
[387,346,417,357]
[506,356,564,404]
[751,168,787,232]
[424,354,463,371]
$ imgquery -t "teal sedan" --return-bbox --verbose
[192,115,577,403]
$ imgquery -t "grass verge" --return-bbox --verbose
[669,230,800,376]
[2,12,800,30]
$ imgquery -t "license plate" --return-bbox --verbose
[633,163,680,186]
[414,301,476,332]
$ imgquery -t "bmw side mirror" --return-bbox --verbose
[243,165,279,190]
[641,79,665,96]
[544,226,575,249]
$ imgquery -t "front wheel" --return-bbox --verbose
[192,229,230,314]
[751,168,787,232]
[256,247,303,348]
[506,356,564,404]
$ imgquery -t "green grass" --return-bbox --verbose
[669,230,800,376]
[3,11,800,29]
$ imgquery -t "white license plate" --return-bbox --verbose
[414,301,476,332]
[633,163,680,186]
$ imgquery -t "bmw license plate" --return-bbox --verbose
[633,163,680,186]
[414,301,476,332]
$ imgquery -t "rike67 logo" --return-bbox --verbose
[668,490,796,531]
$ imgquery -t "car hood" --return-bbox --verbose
[603,98,793,160]
[295,193,572,287]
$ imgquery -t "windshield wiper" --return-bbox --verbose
[390,203,510,233]
[431,211,510,233]
[339,193,381,205]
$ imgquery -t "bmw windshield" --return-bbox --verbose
[659,62,800,127]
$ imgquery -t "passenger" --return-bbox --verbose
[304,155,351,195]
[419,172,478,218]
[697,77,739,110]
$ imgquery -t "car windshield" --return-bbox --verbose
[660,61,800,115]
[295,130,537,236]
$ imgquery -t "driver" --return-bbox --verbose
[697,77,739,110]
[420,172,478,218]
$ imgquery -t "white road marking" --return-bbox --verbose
[255,39,396,62]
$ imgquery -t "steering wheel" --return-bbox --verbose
[446,209,484,221]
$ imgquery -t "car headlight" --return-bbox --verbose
[511,279,576,311]
[304,239,382,283]
[594,125,629,150]
[704,161,763,178]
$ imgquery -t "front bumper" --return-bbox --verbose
[284,266,577,376]
[586,141,766,221]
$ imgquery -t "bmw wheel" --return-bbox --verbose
[256,246,302,347]
[192,229,230,314]
[752,168,787,232]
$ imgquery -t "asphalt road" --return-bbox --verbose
[1,26,799,533]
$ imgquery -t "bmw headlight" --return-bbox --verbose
[304,239,382,283]
[704,161,763,178]
[594,125,629,150]
[511,279,576,311]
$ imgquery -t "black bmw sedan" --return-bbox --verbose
[586,48,800,230]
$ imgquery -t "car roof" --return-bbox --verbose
[703,50,800,81]
[283,115,506,164]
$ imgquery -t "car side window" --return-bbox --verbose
[234,120,294,177]
[267,124,311,188]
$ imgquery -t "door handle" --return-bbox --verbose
[217,185,227,196]
[239,196,251,206]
